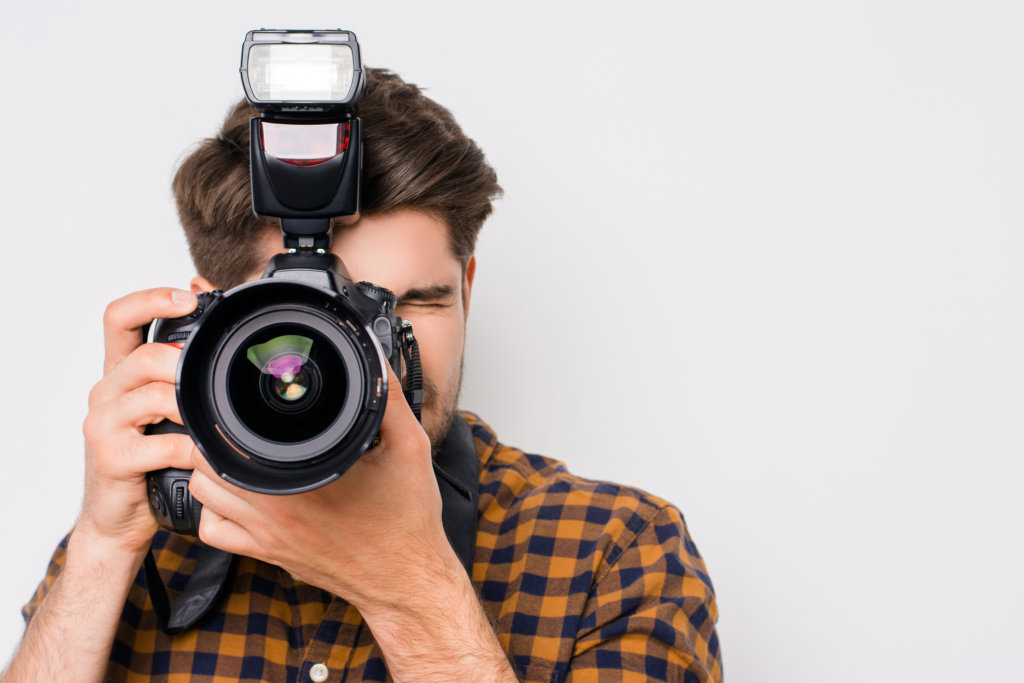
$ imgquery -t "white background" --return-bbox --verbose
[1,1,1022,681]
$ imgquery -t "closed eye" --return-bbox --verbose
[400,301,449,308]
[397,284,457,308]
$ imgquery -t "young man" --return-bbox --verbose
[5,69,722,681]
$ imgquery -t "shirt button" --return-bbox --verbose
[309,662,329,682]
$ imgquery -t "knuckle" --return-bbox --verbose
[87,381,104,409]
[102,300,122,328]
[82,411,102,442]
[88,440,119,477]
[197,514,214,544]
[395,429,429,455]
[411,431,429,452]
[187,473,206,499]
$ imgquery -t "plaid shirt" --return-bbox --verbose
[24,413,722,682]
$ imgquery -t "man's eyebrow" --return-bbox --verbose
[397,284,456,301]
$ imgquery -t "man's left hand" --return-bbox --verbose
[187,365,518,681]
[186,363,459,609]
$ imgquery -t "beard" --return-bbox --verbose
[421,355,464,456]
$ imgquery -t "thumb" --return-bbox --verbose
[376,362,428,450]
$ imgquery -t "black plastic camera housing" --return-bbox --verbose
[146,251,411,534]
[142,28,405,537]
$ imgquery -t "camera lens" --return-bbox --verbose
[180,283,385,492]
[226,325,347,444]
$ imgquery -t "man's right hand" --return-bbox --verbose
[77,287,201,556]
[0,288,205,683]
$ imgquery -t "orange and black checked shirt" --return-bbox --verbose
[24,413,722,682]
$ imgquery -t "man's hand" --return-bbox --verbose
[187,362,454,607]
[78,287,200,555]
[2,288,203,683]
[188,364,519,681]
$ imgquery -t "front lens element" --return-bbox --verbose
[228,326,347,443]
[248,43,354,101]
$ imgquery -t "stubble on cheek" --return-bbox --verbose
[420,355,465,455]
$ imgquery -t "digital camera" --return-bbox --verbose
[145,29,422,535]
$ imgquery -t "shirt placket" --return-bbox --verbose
[298,597,367,682]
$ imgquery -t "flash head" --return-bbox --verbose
[240,29,364,118]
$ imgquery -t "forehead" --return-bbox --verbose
[256,209,461,294]
[332,210,460,294]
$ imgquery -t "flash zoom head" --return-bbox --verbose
[240,29,364,119]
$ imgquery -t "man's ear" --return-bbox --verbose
[462,255,477,317]
[190,276,217,294]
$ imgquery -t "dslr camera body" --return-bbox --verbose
[145,29,422,535]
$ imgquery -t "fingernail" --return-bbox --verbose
[172,289,196,307]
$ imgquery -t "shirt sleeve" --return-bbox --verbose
[21,534,69,625]
[565,505,722,682]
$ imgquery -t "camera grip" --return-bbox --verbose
[145,420,203,535]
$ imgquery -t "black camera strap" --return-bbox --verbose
[401,322,425,421]
[430,414,480,575]
[144,543,234,634]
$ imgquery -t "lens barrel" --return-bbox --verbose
[174,279,390,494]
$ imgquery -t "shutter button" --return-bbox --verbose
[309,663,329,682]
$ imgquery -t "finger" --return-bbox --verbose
[187,468,260,523]
[187,443,271,505]
[368,363,431,465]
[378,362,423,439]
[90,433,197,480]
[103,288,198,374]
[197,506,259,557]
[89,343,181,408]
[85,381,182,438]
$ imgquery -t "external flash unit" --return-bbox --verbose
[238,29,366,248]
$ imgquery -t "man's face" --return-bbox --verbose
[191,209,475,448]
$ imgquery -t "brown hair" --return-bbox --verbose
[173,68,502,289]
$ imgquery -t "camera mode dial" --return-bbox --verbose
[355,281,396,311]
